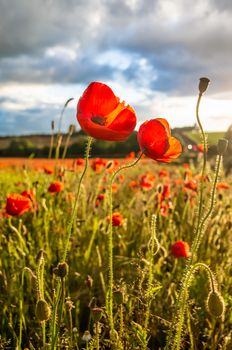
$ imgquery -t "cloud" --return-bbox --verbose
[0,0,232,134]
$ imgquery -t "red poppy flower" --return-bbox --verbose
[140,173,155,191]
[184,180,198,192]
[159,170,169,177]
[129,180,139,191]
[44,166,54,174]
[216,182,230,190]
[95,193,105,208]
[6,193,32,216]
[48,181,64,193]
[171,240,191,258]
[107,212,124,226]
[76,158,85,166]
[21,189,35,201]
[137,118,182,162]
[77,82,136,141]
[91,158,107,173]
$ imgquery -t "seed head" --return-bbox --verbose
[54,262,69,278]
[199,77,210,94]
[91,307,103,322]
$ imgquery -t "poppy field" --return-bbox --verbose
[0,79,232,350]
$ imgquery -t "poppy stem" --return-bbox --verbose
[169,263,217,350]
[191,93,207,259]
[107,152,143,340]
[50,136,93,349]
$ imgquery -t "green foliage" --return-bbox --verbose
[0,159,231,349]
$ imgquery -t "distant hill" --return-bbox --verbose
[0,127,227,158]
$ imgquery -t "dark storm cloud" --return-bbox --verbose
[1,0,232,94]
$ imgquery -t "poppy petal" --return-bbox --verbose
[156,137,182,163]
[77,82,118,118]
[108,106,136,134]
[156,118,171,136]
[137,119,169,158]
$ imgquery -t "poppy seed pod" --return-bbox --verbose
[207,291,225,318]
[217,138,228,156]
[56,262,69,278]
[35,299,51,322]
[91,307,103,322]
[199,77,210,94]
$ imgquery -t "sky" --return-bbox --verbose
[0,0,232,136]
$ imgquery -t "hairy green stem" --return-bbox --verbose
[107,153,143,338]
[195,93,208,226]
[171,263,217,350]
[50,136,92,349]
[144,215,159,330]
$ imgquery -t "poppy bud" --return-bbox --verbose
[91,307,103,322]
[199,77,210,94]
[207,291,225,318]
[54,262,69,278]
[35,299,51,321]
[106,160,114,169]
[217,138,228,156]
[51,120,55,130]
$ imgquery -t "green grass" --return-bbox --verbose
[0,158,231,349]
[183,131,225,145]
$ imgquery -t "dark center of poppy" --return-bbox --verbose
[91,115,106,126]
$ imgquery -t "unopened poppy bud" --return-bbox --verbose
[35,299,51,321]
[91,307,103,322]
[51,120,55,130]
[199,77,210,94]
[207,291,225,318]
[114,289,124,304]
[217,138,228,156]
[106,161,113,169]
[157,184,163,194]
[54,262,69,278]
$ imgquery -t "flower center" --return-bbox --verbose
[91,116,106,126]
[91,101,126,127]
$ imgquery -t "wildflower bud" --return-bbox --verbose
[51,120,55,130]
[157,184,163,194]
[91,307,103,322]
[207,291,225,318]
[199,77,210,94]
[54,262,69,278]
[68,124,75,134]
[35,299,51,321]
[85,275,93,289]
[114,289,124,304]
[82,330,92,342]
[217,138,228,156]
[65,298,74,311]
[106,160,113,169]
